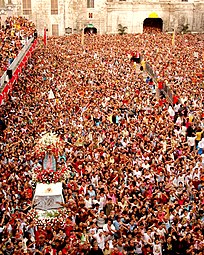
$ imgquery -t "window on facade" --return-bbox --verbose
[52,24,59,36]
[51,0,58,15]
[0,0,5,8]
[22,0,32,15]
[89,13,93,19]
[65,27,72,34]
[87,0,94,8]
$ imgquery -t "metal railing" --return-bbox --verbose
[145,62,157,80]
[0,37,34,93]
[162,83,174,104]
[140,55,174,104]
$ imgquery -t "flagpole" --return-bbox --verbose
[81,27,84,46]
[172,24,176,47]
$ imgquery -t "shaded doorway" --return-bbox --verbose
[143,18,163,33]
[84,24,97,34]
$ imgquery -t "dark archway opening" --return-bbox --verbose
[84,27,97,34]
[143,18,163,33]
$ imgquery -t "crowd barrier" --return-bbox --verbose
[162,82,174,104]
[145,62,157,80]
[140,55,174,105]
[0,37,38,105]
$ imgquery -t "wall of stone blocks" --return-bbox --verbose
[2,0,204,35]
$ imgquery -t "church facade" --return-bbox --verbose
[1,0,204,35]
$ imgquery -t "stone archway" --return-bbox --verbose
[143,13,163,33]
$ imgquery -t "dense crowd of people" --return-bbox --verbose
[0,27,204,255]
[143,26,162,34]
[0,16,35,76]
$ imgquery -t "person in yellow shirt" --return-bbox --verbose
[188,113,194,123]
[195,127,204,147]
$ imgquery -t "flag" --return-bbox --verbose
[81,28,84,46]
[44,28,47,46]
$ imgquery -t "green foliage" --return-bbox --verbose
[118,24,127,35]
[179,24,190,34]
[44,210,60,218]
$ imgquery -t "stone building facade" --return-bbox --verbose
[0,0,204,35]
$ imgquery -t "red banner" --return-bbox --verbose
[44,28,47,46]
[0,94,2,105]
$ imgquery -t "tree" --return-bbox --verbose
[118,24,127,35]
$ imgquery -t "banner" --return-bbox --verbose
[34,195,63,210]
[44,28,47,46]
[0,94,2,105]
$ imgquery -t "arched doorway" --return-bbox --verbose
[143,16,163,33]
[84,24,97,34]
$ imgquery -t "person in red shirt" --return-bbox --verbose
[43,244,57,255]
[62,242,71,255]
[142,245,153,255]
[111,248,124,255]
[158,81,163,90]
[78,181,87,195]
[178,195,185,206]
[192,177,200,190]
[173,95,179,105]
[35,226,47,244]
[161,191,169,204]
[25,185,33,200]
[64,218,74,237]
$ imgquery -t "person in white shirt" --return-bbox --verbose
[176,116,182,126]
[133,166,142,178]
[84,193,92,209]
[93,230,106,250]
[192,168,200,179]
[153,240,162,255]
[88,225,98,236]
[143,229,153,245]
[99,192,106,210]
[177,174,185,185]
[91,174,99,187]
[156,225,166,239]
[142,160,150,170]
[168,105,175,119]
[187,136,196,150]
[103,219,116,239]
[135,236,143,254]
[174,103,181,113]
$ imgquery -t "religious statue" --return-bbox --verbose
[43,152,57,171]
[35,132,65,172]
